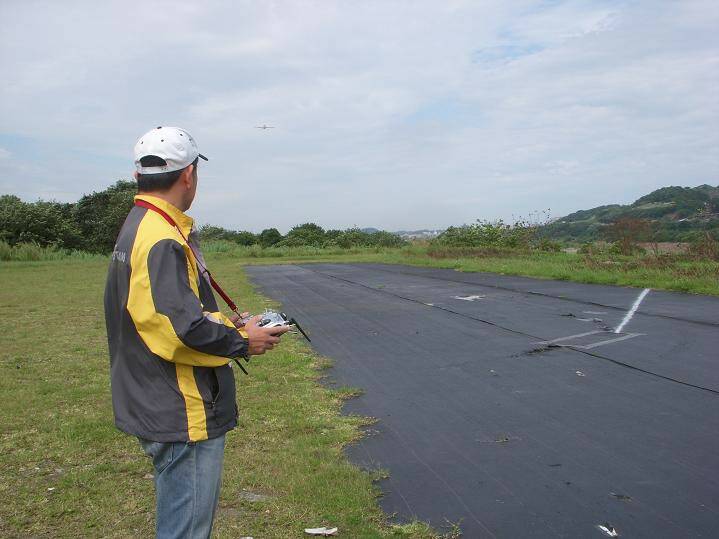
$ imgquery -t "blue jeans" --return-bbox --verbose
[138,435,226,539]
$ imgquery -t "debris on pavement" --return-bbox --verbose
[478,434,517,444]
[576,371,586,377]
[304,526,338,536]
[597,523,619,537]
[525,344,560,355]
[610,492,632,501]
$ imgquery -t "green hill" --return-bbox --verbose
[542,184,719,242]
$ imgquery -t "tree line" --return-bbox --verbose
[0,180,406,253]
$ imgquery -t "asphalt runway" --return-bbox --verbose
[244,263,719,538]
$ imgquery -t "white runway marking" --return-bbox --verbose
[582,333,644,349]
[453,295,485,301]
[614,288,651,334]
[537,330,604,343]
[535,330,645,350]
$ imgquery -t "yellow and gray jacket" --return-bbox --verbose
[104,194,248,442]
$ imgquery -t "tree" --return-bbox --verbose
[233,231,257,246]
[198,225,228,241]
[74,180,136,252]
[258,228,283,247]
[198,225,257,245]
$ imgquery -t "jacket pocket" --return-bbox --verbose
[211,364,237,426]
[193,366,219,405]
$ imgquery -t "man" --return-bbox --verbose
[104,126,288,538]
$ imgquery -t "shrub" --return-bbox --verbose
[607,241,646,256]
[433,219,539,250]
[279,223,327,247]
[688,232,719,261]
[578,242,606,255]
[372,230,406,248]
[605,217,650,255]
[0,195,83,249]
[537,238,562,252]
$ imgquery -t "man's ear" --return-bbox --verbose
[133,171,139,180]
[182,165,195,189]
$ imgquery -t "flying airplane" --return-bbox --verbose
[255,124,275,129]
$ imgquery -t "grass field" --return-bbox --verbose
[0,258,442,538]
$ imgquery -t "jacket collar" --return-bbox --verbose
[135,194,194,237]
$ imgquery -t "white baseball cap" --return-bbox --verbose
[134,126,208,174]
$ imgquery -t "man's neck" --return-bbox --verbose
[139,191,188,212]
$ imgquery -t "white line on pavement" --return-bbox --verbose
[582,333,645,349]
[534,332,645,350]
[535,331,603,345]
[614,288,651,334]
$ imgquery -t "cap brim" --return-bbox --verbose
[199,153,208,161]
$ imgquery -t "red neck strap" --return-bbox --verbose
[135,199,239,314]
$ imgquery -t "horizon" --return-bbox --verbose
[1,1,718,233]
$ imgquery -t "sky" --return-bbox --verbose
[1,0,717,233]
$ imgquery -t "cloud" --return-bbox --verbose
[0,0,717,231]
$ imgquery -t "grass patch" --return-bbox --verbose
[0,258,443,538]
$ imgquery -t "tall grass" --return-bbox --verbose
[201,239,423,259]
[0,241,105,262]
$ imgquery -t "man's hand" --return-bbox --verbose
[229,312,251,328]
[243,315,290,356]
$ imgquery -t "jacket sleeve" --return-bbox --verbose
[130,238,248,366]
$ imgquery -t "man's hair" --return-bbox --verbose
[137,156,199,192]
